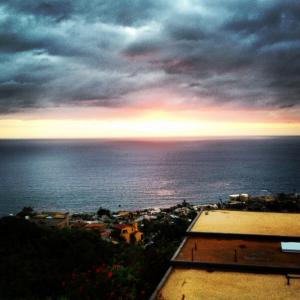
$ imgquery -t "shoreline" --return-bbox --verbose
[5,191,300,219]
[2,192,300,300]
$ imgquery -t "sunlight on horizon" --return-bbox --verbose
[1,114,300,139]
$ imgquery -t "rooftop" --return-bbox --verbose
[173,236,300,271]
[112,224,128,230]
[152,209,300,299]
[159,268,300,300]
[33,212,69,219]
[31,218,67,227]
[84,223,106,230]
[190,210,300,237]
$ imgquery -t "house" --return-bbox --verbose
[70,221,86,229]
[30,212,69,229]
[84,223,111,239]
[229,193,249,202]
[84,223,106,232]
[113,211,133,220]
[112,222,143,244]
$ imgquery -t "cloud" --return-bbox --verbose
[0,0,299,114]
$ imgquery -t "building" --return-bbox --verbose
[229,193,249,202]
[30,212,69,229]
[151,210,300,299]
[84,222,106,233]
[112,222,143,244]
[83,223,111,239]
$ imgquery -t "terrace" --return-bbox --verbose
[189,210,300,238]
[158,268,300,300]
[151,210,300,300]
[173,236,300,272]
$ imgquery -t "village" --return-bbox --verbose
[3,191,300,299]
[17,200,206,245]
[16,192,300,245]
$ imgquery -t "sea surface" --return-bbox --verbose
[0,137,300,216]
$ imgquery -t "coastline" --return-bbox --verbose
[2,192,300,299]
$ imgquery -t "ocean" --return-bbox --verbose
[0,137,299,216]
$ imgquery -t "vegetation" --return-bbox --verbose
[16,206,34,218]
[224,193,300,212]
[0,215,190,299]
[97,207,111,218]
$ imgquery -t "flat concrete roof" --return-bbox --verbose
[159,268,300,300]
[173,237,300,270]
[190,210,300,237]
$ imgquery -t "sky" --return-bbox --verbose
[0,0,300,138]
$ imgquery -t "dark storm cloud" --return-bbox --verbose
[1,0,166,24]
[223,0,300,107]
[164,12,207,41]
[0,0,299,114]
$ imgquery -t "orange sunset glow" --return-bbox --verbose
[1,105,300,139]
[0,0,299,139]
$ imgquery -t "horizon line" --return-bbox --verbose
[1,135,300,142]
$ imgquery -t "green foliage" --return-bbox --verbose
[239,193,300,212]
[97,207,111,217]
[16,206,34,218]
[0,217,114,299]
[71,213,94,221]
[0,215,191,299]
[143,217,190,244]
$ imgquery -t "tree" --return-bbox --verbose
[16,206,34,218]
[97,207,111,217]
